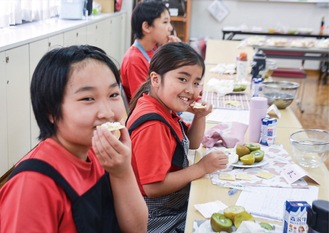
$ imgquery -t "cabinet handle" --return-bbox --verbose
[48,42,51,47]
[76,32,79,37]
[5,56,9,63]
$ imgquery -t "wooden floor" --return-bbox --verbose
[287,70,329,169]
[289,70,329,130]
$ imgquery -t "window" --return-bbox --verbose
[0,0,60,28]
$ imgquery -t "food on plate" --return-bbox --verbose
[233,211,255,228]
[210,213,233,233]
[235,144,251,158]
[223,205,246,221]
[101,122,125,139]
[259,222,274,230]
[240,154,255,165]
[251,149,265,162]
[245,143,261,151]
[233,84,247,92]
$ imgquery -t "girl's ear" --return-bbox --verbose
[150,71,161,87]
[48,114,54,124]
[142,21,151,34]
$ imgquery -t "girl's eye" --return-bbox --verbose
[110,92,121,98]
[194,82,201,87]
[178,77,187,82]
[81,97,94,101]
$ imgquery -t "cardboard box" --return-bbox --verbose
[95,0,114,13]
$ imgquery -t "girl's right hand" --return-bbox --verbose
[198,151,228,174]
[92,126,132,178]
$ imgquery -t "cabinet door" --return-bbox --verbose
[0,52,8,175]
[109,14,126,67]
[29,34,64,148]
[6,45,30,167]
[86,20,111,53]
[63,27,87,46]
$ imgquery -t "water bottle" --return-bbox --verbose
[248,96,268,143]
[307,200,329,233]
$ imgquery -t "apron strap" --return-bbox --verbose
[128,113,185,168]
[8,159,78,201]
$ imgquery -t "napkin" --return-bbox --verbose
[194,200,228,218]
[202,121,248,148]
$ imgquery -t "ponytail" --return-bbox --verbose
[128,78,151,116]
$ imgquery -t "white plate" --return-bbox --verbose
[231,158,269,168]
[197,220,214,233]
[227,90,247,95]
[197,220,235,233]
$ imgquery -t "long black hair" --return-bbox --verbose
[31,45,120,140]
[129,42,205,114]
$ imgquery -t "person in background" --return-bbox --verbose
[126,42,228,232]
[120,0,181,103]
[0,45,148,233]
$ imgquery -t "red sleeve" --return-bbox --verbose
[131,121,177,186]
[0,172,74,233]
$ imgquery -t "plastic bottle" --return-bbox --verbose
[248,96,268,143]
[236,52,248,81]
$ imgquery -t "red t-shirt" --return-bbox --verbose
[126,94,187,196]
[120,46,155,102]
[0,138,105,233]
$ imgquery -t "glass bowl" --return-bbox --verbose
[261,81,299,109]
[290,129,329,168]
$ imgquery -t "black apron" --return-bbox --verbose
[128,113,190,233]
[8,159,120,233]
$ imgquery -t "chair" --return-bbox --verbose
[120,83,129,116]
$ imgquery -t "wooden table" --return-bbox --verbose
[184,40,329,232]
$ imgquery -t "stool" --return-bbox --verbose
[271,68,307,113]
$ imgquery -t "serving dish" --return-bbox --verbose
[231,158,269,168]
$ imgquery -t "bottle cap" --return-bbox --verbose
[250,96,268,109]
[307,200,329,233]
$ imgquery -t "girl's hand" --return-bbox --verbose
[197,151,228,174]
[92,125,132,178]
[189,100,213,118]
[168,35,181,43]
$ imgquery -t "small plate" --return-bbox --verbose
[227,90,247,95]
[197,220,214,233]
[197,220,237,233]
[231,158,269,168]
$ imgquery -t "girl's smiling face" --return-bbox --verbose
[150,64,203,112]
[53,59,125,159]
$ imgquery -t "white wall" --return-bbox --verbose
[190,0,328,69]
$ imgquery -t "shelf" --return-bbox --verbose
[171,16,187,22]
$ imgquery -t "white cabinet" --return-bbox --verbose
[0,52,8,175]
[29,34,64,148]
[63,27,87,46]
[86,20,111,54]
[108,13,126,67]
[5,45,30,168]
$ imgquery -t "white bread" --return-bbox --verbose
[101,122,125,139]
[192,102,206,109]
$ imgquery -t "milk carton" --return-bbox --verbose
[283,201,311,233]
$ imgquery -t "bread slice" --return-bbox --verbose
[101,122,125,139]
